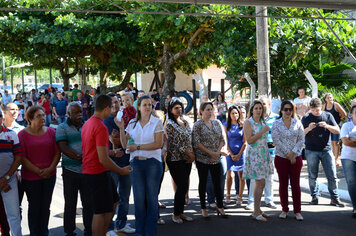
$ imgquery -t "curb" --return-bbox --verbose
[299,177,351,202]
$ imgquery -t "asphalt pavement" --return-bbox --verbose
[20,161,355,236]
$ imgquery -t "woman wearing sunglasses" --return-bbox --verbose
[271,100,305,221]
[165,97,195,223]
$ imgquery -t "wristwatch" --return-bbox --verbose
[4,175,10,181]
[137,145,141,150]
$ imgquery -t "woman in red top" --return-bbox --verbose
[38,93,52,127]
[18,106,60,236]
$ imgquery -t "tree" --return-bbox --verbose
[0,0,157,92]
[220,8,356,99]
[126,4,236,104]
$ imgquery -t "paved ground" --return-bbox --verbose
[21,161,355,236]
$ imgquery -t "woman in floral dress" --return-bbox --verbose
[243,100,273,221]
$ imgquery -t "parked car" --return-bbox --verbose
[38,83,64,92]
[0,85,18,94]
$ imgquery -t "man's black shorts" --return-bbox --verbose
[84,171,119,214]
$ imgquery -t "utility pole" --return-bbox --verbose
[256,6,271,98]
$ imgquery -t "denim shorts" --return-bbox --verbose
[85,171,119,214]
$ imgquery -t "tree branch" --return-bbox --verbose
[104,71,133,93]
[171,27,215,64]
[67,57,79,78]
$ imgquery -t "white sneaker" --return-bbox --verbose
[279,212,288,219]
[295,213,304,221]
[106,230,117,236]
[245,204,253,210]
[118,224,136,234]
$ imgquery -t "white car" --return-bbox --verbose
[0,85,18,95]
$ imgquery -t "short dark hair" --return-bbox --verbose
[296,86,306,97]
[310,98,322,108]
[95,95,112,112]
[199,102,214,116]
[74,84,79,88]
[25,105,44,124]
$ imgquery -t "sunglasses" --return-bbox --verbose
[169,97,182,104]
[283,108,293,112]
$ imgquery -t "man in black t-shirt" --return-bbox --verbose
[302,98,344,207]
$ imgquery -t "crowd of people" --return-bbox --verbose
[0,84,356,236]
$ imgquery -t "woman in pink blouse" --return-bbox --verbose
[271,100,305,221]
[18,105,60,235]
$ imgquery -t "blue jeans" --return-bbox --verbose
[130,158,162,236]
[45,114,51,127]
[110,170,131,230]
[207,156,226,204]
[0,176,22,236]
[57,115,66,124]
[22,175,56,236]
[234,174,250,196]
[247,174,274,205]
[341,159,356,210]
[305,150,339,200]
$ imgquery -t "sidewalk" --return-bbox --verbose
[291,160,350,201]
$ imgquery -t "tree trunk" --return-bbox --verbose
[59,70,77,91]
[159,42,176,110]
[105,71,133,94]
[99,70,107,93]
[160,62,176,110]
[62,75,70,91]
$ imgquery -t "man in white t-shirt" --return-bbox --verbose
[340,104,356,217]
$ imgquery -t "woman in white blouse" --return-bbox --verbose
[271,100,305,221]
[118,95,164,236]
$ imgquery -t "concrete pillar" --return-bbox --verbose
[256,6,271,97]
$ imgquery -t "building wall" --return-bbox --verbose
[138,65,234,96]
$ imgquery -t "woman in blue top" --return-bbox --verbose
[224,105,246,205]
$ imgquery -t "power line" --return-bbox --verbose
[0,7,355,21]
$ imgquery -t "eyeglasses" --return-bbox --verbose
[283,108,293,112]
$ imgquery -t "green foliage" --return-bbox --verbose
[1,2,356,97]
[314,63,355,87]
[318,83,356,113]
[0,0,157,90]
[221,8,356,100]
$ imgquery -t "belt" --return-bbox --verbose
[134,156,147,160]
